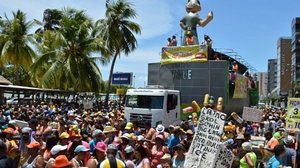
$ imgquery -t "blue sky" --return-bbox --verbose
[1,0,300,87]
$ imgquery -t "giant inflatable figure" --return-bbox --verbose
[180,0,213,46]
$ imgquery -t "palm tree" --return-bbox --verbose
[30,8,108,92]
[0,10,36,85]
[97,0,141,105]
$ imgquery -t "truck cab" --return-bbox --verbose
[124,88,181,127]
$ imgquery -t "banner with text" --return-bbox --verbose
[242,107,263,122]
[233,76,248,99]
[184,107,226,168]
[213,144,234,168]
[161,45,208,65]
[286,98,300,131]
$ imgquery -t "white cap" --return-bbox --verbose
[121,133,130,140]
[137,135,145,141]
[51,145,68,155]
[124,146,134,154]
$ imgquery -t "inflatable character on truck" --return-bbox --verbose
[180,0,213,46]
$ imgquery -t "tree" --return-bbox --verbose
[35,9,63,42]
[0,10,36,85]
[97,0,141,105]
[30,8,108,92]
[293,79,300,97]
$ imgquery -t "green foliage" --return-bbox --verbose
[0,10,36,85]
[293,79,300,97]
[0,6,140,94]
[2,66,31,86]
[30,8,109,92]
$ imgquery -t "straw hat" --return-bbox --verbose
[103,126,116,134]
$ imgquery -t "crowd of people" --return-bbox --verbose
[0,100,194,168]
[0,99,298,168]
[224,106,298,168]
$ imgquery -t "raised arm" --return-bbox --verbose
[198,11,213,27]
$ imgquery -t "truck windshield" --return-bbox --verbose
[125,95,164,109]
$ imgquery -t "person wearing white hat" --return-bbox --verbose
[124,146,136,168]
[240,142,257,168]
[45,145,68,168]
[151,124,170,142]
[282,135,296,168]
[137,135,145,147]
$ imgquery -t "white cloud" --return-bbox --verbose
[134,0,174,39]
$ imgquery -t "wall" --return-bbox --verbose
[148,61,249,114]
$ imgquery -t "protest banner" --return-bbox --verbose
[184,107,227,168]
[161,45,208,65]
[213,144,234,168]
[233,76,248,99]
[286,98,300,131]
[242,107,263,122]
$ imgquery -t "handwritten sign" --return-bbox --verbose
[213,144,234,168]
[184,154,202,168]
[242,107,263,122]
[286,98,300,131]
[184,107,226,168]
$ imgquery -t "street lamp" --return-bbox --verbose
[133,75,136,88]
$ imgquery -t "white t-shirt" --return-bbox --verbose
[125,160,136,168]
[136,158,150,168]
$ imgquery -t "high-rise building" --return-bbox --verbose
[257,72,268,98]
[291,18,300,85]
[268,59,278,93]
[277,37,292,94]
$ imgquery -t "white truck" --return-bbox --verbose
[124,87,181,127]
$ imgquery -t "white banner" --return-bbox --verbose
[242,107,263,122]
[184,107,227,168]
[213,144,234,168]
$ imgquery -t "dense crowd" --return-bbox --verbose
[0,100,298,168]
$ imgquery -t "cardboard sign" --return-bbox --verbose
[184,154,202,168]
[213,144,234,168]
[286,98,300,131]
[242,107,263,122]
[83,101,93,109]
[184,107,226,168]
